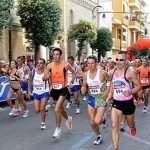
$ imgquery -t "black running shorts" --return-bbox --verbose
[50,86,70,101]
[112,99,135,115]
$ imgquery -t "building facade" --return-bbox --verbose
[0,0,148,63]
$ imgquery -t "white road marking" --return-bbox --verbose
[123,132,150,146]
[71,132,94,150]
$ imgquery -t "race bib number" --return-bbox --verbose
[114,88,124,95]
[141,78,149,83]
[90,89,100,95]
[53,83,62,90]
[34,84,44,91]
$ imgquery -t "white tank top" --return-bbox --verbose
[87,68,105,95]
[67,65,79,85]
[32,72,49,94]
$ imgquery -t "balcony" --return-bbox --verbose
[129,0,140,10]
[129,18,141,31]
[112,38,121,50]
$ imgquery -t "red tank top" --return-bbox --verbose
[139,66,150,86]
[51,62,66,89]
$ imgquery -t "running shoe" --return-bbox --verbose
[66,102,71,109]
[18,107,22,112]
[120,122,125,132]
[22,110,29,118]
[93,136,103,145]
[52,127,61,138]
[102,117,108,129]
[83,96,86,101]
[41,122,46,130]
[143,106,148,113]
[75,108,81,114]
[8,108,15,116]
[66,116,72,129]
[12,109,19,117]
[45,104,51,111]
[130,127,136,136]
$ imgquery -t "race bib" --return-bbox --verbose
[114,88,124,95]
[141,78,149,83]
[90,88,100,95]
[34,84,44,91]
[53,83,62,90]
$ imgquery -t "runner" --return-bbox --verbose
[28,58,49,130]
[81,55,110,145]
[2,60,29,117]
[66,56,83,114]
[137,58,150,113]
[107,51,141,150]
[43,48,76,138]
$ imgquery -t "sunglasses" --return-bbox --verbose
[116,58,125,62]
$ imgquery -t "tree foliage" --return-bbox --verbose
[17,0,61,63]
[0,0,13,39]
[90,27,113,61]
[68,20,97,61]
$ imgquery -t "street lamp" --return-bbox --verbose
[92,5,105,20]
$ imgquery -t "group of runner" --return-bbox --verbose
[0,48,150,150]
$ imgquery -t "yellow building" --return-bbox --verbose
[112,0,146,56]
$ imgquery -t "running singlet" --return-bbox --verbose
[32,71,49,94]
[87,68,107,108]
[51,62,66,90]
[139,67,150,86]
[112,69,133,101]
[67,65,79,85]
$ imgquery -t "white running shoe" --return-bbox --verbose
[22,110,29,118]
[75,108,81,114]
[66,116,73,129]
[120,122,125,132]
[143,106,148,113]
[93,136,103,145]
[83,96,86,101]
[52,127,61,138]
[66,102,71,109]
[8,108,15,116]
[45,104,51,111]
[41,122,46,130]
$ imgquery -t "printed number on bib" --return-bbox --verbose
[90,89,100,95]
[114,89,123,94]
[141,78,149,83]
[53,83,62,90]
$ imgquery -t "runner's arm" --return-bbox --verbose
[81,72,87,95]
[42,64,51,81]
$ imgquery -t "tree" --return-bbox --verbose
[90,27,113,62]
[17,0,61,64]
[68,20,97,61]
[0,0,13,39]
[139,48,149,58]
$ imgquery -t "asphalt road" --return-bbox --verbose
[0,96,150,150]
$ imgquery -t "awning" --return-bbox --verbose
[127,38,150,60]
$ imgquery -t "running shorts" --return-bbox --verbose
[112,99,135,115]
[50,86,70,101]
[33,92,49,100]
[87,95,106,108]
